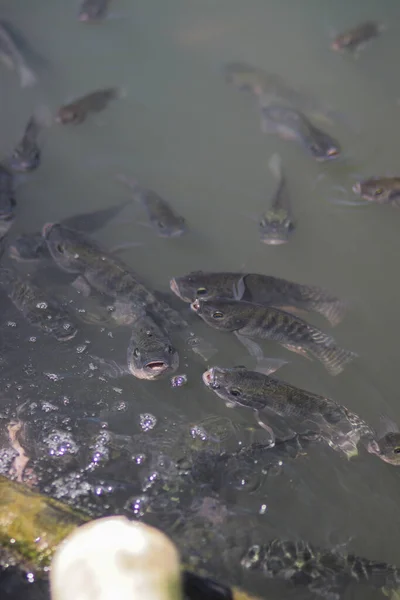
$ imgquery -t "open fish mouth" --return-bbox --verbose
[202,368,214,386]
[145,361,170,374]
[191,299,201,312]
[42,222,55,238]
[261,237,288,245]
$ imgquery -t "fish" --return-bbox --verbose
[259,154,294,245]
[202,366,393,462]
[9,199,132,263]
[222,62,341,124]
[0,267,78,341]
[78,0,111,22]
[117,175,186,237]
[241,538,400,600]
[0,164,16,241]
[56,88,119,125]
[260,103,340,162]
[42,223,215,361]
[331,21,384,54]
[127,314,179,380]
[366,417,400,467]
[0,20,36,87]
[352,178,400,206]
[170,271,346,327]
[192,298,356,376]
[8,108,51,172]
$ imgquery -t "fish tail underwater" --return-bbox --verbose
[2,1,400,599]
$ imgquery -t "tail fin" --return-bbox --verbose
[312,298,347,327]
[311,340,357,376]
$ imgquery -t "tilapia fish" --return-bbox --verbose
[202,366,400,464]
[56,88,119,124]
[127,314,179,380]
[170,271,346,327]
[42,223,215,361]
[353,177,400,206]
[0,267,77,341]
[117,175,186,237]
[78,0,111,22]
[9,199,132,263]
[0,164,16,241]
[193,298,356,376]
[242,538,400,600]
[0,20,36,87]
[331,21,384,53]
[223,62,339,123]
[260,103,340,161]
[259,154,294,245]
[9,115,42,172]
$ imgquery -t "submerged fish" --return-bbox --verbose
[42,223,215,361]
[223,62,340,124]
[331,21,384,53]
[0,164,16,241]
[0,20,36,87]
[202,366,399,464]
[127,314,179,380]
[259,154,294,245]
[8,109,49,172]
[260,103,340,162]
[242,538,400,600]
[170,271,346,327]
[192,298,356,376]
[352,177,400,206]
[78,0,111,22]
[9,199,132,263]
[56,88,119,124]
[117,175,186,237]
[0,267,78,341]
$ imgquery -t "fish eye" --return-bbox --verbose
[166,345,174,354]
[229,388,241,397]
[212,311,224,319]
[373,188,383,196]
[394,447,400,454]
[259,220,266,228]
[196,287,207,296]
[157,221,165,229]
[133,348,140,357]
[56,244,64,254]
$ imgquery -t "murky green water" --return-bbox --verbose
[2,1,400,598]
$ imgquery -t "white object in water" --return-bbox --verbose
[50,517,182,600]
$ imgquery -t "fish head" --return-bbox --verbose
[331,34,352,51]
[170,272,237,303]
[10,147,41,173]
[307,131,341,162]
[78,0,105,21]
[259,211,294,245]
[9,233,48,263]
[56,106,80,125]
[190,298,238,330]
[241,544,264,570]
[352,179,394,203]
[128,321,179,380]
[45,318,79,342]
[42,223,93,274]
[151,215,186,238]
[202,366,261,409]
[368,432,400,466]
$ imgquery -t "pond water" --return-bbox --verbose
[1,1,400,599]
